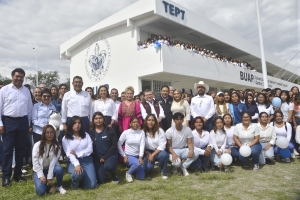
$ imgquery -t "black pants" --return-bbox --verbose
[33,132,42,144]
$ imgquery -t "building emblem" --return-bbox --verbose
[85,35,111,81]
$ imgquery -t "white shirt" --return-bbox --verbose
[114,100,121,112]
[234,123,260,145]
[294,105,300,117]
[192,129,210,155]
[140,101,165,120]
[225,126,235,147]
[190,94,215,119]
[257,104,274,116]
[274,122,292,142]
[61,90,92,123]
[214,103,229,117]
[118,129,145,157]
[281,102,293,122]
[257,123,276,145]
[0,83,33,126]
[165,126,193,149]
[144,128,166,151]
[62,133,93,167]
[32,102,56,135]
[92,98,117,121]
[295,126,300,144]
[209,129,227,152]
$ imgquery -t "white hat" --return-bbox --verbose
[194,81,209,93]
[217,92,224,96]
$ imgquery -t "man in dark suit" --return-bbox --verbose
[155,86,173,131]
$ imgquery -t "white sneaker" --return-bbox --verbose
[181,165,189,176]
[161,173,168,179]
[57,186,67,194]
[253,164,259,171]
[291,153,295,159]
[125,171,133,183]
[172,166,178,174]
[21,168,27,174]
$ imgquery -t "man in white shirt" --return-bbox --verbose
[140,89,165,124]
[0,68,33,187]
[190,81,215,132]
[166,112,199,176]
[110,88,120,111]
[61,76,92,133]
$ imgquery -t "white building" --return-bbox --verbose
[60,0,299,95]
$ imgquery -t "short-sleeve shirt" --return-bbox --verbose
[234,123,260,145]
[281,102,293,122]
[165,126,193,149]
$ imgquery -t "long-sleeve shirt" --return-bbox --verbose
[274,122,292,142]
[171,100,190,122]
[234,123,260,145]
[144,128,166,151]
[32,102,56,135]
[225,126,235,147]
[192,129,210,155]
[118,129,145,157]
[61,90,92,123]
[190,94,215,119]
[62,133,93,167]
[140,101,165,120]
[257,123,276,145]
[209,129,227,152]
[0,83,33,126]
[92,98,117,121]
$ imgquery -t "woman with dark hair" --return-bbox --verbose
[234,112,262,171]
[92,85,117,128]
[118,117,145,182]
[32,88,56,143]
[257,112,276,164]
[293,93,300,130]
[209,116,229,171]
[229,92,247,124]
[188,116,211,172]
[291,86,299,94]
[245,94,259,123]
[50,85,60,111]
[273,110,294,162]
[142,114,168,179]
[85,87,97,105]
[280,90,293,123]
[223,114,238,162]
[62,116,97,189]
[256,93,274,122]
[32,125,66,195]
[224,91,230,104]
[89,112,119,184]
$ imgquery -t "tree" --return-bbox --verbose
[26,70,60,88]
[0,74,11,85]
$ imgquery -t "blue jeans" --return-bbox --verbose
[206,117,213,132]
[33,165,64,196]
[230,147,239,159]
[0,136,2,165]
[94,152,118,184]
[239,143,262,164]
[143,150,169,176]
[274,142,294,154]
[188,155,210,170]
[67,156,97,189]
[126,155,145,180]
[27,133,33,158]
[210,149,228,166]
[169,148,199,169]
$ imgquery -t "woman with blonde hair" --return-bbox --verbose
[117,86,143,132]
[170,89,190,126]
[215,92,229,117]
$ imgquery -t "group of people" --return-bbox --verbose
[0,68,300,196]
[137,35,255,70]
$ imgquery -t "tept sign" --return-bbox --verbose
[162,1,185,20]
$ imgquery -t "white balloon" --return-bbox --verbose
[276,137,289,149]
[221,153,233,166]
[239,145,251,157]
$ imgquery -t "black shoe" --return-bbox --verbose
[2,179,11,187]
[13,176,27,182]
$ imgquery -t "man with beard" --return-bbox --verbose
[190,81,215,132]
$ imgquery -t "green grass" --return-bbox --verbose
[1,158,300,200]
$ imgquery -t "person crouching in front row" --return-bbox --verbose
[32,125,66,195]
[166,112,199,176]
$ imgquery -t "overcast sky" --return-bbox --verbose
[0,0,299,83]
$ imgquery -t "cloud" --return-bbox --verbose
[0,0,298,83]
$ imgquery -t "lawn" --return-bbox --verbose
[1,157,300,200]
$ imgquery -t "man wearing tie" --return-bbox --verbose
[0,68,33,187]
[61,76,92,133]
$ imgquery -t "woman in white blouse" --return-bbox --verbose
[280,90,293,123]
[256,93,274,122]
[32,125,66,195]
[257,112,276,164]
[209,116,229,170]
[118,117,145,183]
[170,89,190,126]
[215,92,229,117]
[273,110,294,162]
[142,114,168,179]
[92,85,117,127]
[62,116,97,189]
[223,114,238,162]
[233,112,262,171]
[188,116,211,172]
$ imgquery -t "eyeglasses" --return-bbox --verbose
[42,95,51,98]
[45,131,55,135]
